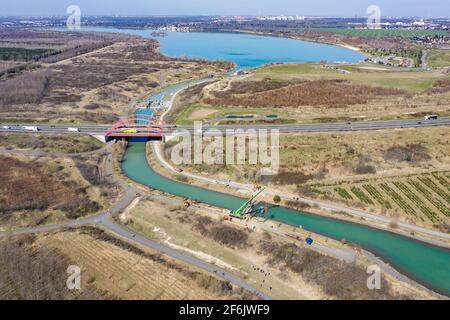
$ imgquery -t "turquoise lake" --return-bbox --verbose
[78,27,366,69]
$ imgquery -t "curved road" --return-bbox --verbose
[0,144,271,300]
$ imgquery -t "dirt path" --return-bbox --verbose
[422,49,428,70]
[0,142,271,300]
[152,141,450,243]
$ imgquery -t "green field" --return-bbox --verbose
[427,49,450,68]
[309,28,449,38]
[253,62,447,92]
[253,63,337,75]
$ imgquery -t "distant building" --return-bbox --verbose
[412,19,426,27]
[234,70,250,76]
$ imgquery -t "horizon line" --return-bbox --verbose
[1,14,450,19]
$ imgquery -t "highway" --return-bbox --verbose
[1,116,450,136]
[197,116,450,133]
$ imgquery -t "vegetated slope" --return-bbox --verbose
[0,234,107,299]
[169,125,450,230]
[259,238,413,300]
[127,199,432,299]
[0,156,79,213]
[0,227,252,300]
[0,29,232,124]
[0,133,102,153]
[0,71,50,105]
[186,62,450,124]
[314,172,450,229]
[204,79,405,108]
[427,49,450,68]
[0,155,101,220]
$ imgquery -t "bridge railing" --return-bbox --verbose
[104,114,165,138]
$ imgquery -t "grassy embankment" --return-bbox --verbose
[165,125,450,231]
[427,49,450,68]
[119,196,435,300]
[0,133,103,153]
[0,133,111,230]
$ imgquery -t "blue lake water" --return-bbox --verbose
[78,27,366,69]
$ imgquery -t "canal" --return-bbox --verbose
[120,81,450,297]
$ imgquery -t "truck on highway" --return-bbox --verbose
[67,127,80,132]
[23,126,39,132]
[2,125,10,129]
[424,115,438,120]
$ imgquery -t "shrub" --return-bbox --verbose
[209,225,249,248]
[285,200,311,210]
[257,239,409,300]
[191,217,249,249]
[270,171,313,185]
[384,144,430,163]
[0,71,50,105]
[204,79,405,108]
[354,163,377,175]
[75,161,103,185]
[273,195,281,203]
[58,199,101,219]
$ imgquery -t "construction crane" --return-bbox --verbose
[229,187,266,219]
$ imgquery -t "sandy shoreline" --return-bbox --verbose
[230,28,363,53]
[336,43,362,52]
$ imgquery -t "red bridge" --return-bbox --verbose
[104,114,165,141]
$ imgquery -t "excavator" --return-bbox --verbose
[229,187,268,219]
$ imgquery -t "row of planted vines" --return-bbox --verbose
[312,172,450,225]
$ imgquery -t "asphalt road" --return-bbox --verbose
[1,116,449,135]
[152,141,450,243]
[0,144,271,300]
[195,117,450,133]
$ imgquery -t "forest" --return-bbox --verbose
[0,47,56,61]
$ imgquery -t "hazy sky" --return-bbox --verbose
[1,0,449,17]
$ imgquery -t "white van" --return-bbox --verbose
[23,126,39,132]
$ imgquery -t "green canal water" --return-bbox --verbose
[122,142,450,296]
